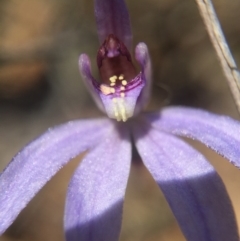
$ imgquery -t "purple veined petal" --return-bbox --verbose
[134,42,152,112]
[79,54,105,112]
[94,0,132,49]
[132,124,239,241]
[144,107,240,168]
[64,124,131,241]
[0,118,112,235]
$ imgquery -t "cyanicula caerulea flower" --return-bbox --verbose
[1,0,240,240]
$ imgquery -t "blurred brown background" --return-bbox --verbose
[1,0,240,240]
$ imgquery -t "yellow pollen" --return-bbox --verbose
[119,74,124,80]
[100,85,113,95]
[110,83,116,86]
[109,75,117,82]
[110,88,115,93]
[120,86,125,91]
[120,93,125,98]
[122,80,127,86]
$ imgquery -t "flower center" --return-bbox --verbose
[97,34,144,122]
[96,34,140,122]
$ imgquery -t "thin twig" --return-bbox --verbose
[195,0,240,114]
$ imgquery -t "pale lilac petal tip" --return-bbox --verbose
[64,125,131,241]
[145,107,240,168]
[135,43,152,110]
[94,0,132,48]
[135,43,151,80]
[0,118,111,234]
[133,124,239,241]
[79,54,104,112]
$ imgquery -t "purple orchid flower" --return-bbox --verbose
[1,0,240,240]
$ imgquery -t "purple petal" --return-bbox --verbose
[79,54,105,112]
[0,118,112,234]
[133,124,239,241]
[134,42,152,112]
[145,107,240,168]
[94,0,132,49]
[64,125,131,241]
